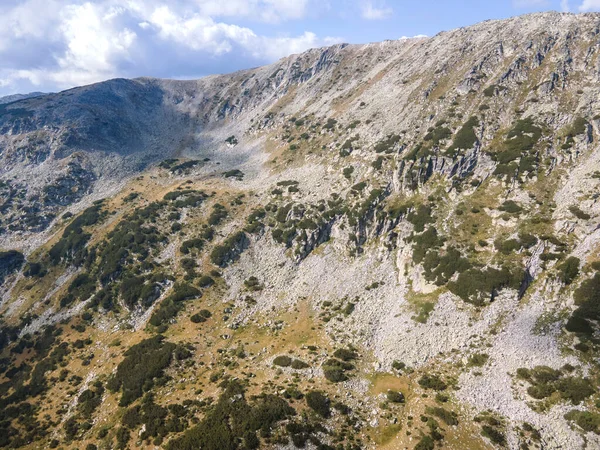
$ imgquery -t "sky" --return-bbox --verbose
[1,0,600,96]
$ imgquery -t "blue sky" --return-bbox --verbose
[0,0,598,96]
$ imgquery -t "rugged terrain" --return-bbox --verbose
[1,11,600,450]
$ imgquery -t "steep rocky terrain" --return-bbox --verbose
[1,11,600,450]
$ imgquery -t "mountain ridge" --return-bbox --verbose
[0,11,600,450]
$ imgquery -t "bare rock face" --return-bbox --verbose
[2,11,600,450]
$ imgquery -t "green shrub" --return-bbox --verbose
[448,266,524,305]
[305,391,330,417]
[210,231,249,267]
[415,435,435,450]
[570,117,589,136]
[467,353,489,367]
[392,361,406,371]
[569,205,590,220]
[386,390,405,403]
[505,118,542,153]
[556,377,595,404]
[0,250,24,282]
[244,276,263,291]
[494,238,521,254]
[190,313,206,323]
[197,275,215,288]
[222,169,244,180]
[517,365,595,404]
[207,204,228,225]
[49,204,105,265]
[498,200,522,214]
[166,379,294,450]
[333,348,357,361]
[418,374,447,391]
[290,359,309,370]
[567,273,600,334]
[447,116,479,155]
[77,382,104,418]
[557,257,580,285]
[426,406,458,425]
[481,425,505,445]
[180,238,205,255]
[483,85,497,97]
[565,410,600,433]
[407,205,434,233]
[424,126,451,146]
[149,283,201,327]
[273,355,292,367]
[106,336,185,406]
[322,357,354,382]
[324,118,337,130]
[374,134,401,153]
[323,366,346,382]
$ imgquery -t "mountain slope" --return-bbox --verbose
[1,11,600,450]
[0,92,46,105]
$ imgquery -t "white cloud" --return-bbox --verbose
[0,0,333,94]
[58,3,136,76]
[399,34,428,40]
[579,0,600,10]
[361,1,393,20]
[561,0,570,11]
[186,0,310,23]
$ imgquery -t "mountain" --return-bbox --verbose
[1,11,600,450]
[0,92,46,105]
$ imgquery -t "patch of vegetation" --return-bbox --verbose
[569,117,589,136]
[447,116,479,156]
[425,406,458,426]
[564,410,600,434]
[569,205,590,220]
[208,203,228,226]
[305,391,330,418]
[448,265,524,305]
[407,205,434,233]
[77,380,104,418]
[566,272,600,335]
[424,127,451,146]
[516,366,595,405]
[343,166,354,179]
[322,355,355,383]
[418,374,447,391]
[413,301,435,324]
[324,118,337,130]
[223,169,244,180]
[491,118,543,180]
[498,200,522,214]
[557,257,580,285]
[107,336,190,406]
[481,425,506,446]
[210,231,249,267]
[149,283,201,327]
[467,353,489,367]
[49,203,105,265]
[0,250,25,282]
[290,359,309,370]
[273,355,292,367]
[483,84,506,97]
[166,379,295,450]
[386,390,405,403]
[169,160,203,174]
